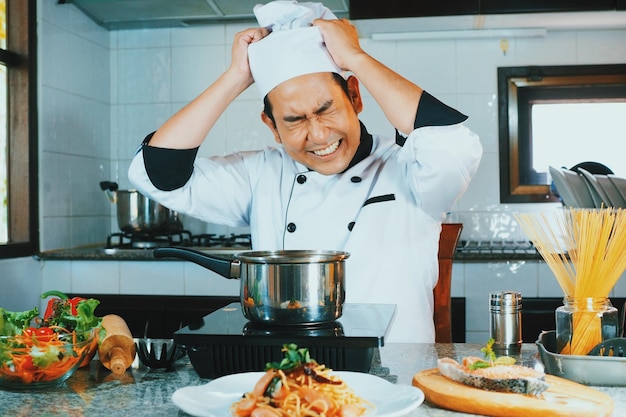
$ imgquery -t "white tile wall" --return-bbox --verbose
[6,2,626,339]
[184,263,240,297]
[0,258,42,312]
[462,261,541,342]
[38,0,112,252]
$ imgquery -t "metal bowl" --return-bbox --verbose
[536,330,626,386]
[135,338,186,370]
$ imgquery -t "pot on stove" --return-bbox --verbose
[153,247,349,325]
[99,181,180,233]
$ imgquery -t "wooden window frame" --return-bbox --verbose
[0,0,38,258]
[497,64,626,204]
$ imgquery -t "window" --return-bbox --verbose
[497,64,626,204]
[0,0,37,257]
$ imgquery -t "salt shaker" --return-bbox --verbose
[489,291,522,355]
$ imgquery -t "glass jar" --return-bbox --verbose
[555,297,618,355]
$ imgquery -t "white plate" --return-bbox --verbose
[172,371,425,417]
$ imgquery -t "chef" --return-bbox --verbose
[128,1,482,343]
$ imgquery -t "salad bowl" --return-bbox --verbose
[0,328,97,389]
[1,290,103,389]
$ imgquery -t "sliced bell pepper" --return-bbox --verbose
[41,290,86,318]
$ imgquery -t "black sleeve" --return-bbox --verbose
[140,132,199,191]
[395,91,469,146]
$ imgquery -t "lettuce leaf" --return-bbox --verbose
[30,345,61,368]
[0,307,39,337]
[44,298,101,342]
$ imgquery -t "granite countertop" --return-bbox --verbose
[2,343,624,416]
[35,247,244,261]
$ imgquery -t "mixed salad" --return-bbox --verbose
[0,291,103,384]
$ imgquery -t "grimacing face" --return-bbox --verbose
[261,73,363,176]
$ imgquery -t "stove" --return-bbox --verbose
[104,232,252,250]
[456,239,537,255]
[106,230,194,249]
[174,303,396,378]
[191,233,252,248]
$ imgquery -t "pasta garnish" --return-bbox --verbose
[232,344,373,417]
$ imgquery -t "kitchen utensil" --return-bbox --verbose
[98,314,136,375]
[99,181,175,233]
[587,338,626,357]
[153,247,349,325]
[536,330,626,386]
[135,338,186,370]
[412,367,613,417]
[489,291,522,355]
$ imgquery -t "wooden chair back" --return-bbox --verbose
[434,223,463,342]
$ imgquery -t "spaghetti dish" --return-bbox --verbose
[232,344,372,417]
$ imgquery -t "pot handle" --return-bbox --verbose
[99,181,119,192]
[99,181,118,204]
[152,247,239,279]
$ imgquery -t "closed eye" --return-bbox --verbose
[282,100,334,124]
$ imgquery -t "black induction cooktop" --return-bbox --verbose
[174,303,396,378]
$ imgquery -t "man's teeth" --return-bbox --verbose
[313,140,340,156]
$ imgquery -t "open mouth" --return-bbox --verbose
[312,139,341,156]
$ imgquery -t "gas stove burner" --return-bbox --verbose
[243,321,344,337]
[192,233,252,248]
[131,240,162,249]
[106,230,193,249]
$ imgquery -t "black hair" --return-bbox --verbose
[262,72,350,127]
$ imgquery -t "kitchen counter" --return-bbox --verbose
[36,244,542,262]
[35,247,245,261]
[2,343,625,416]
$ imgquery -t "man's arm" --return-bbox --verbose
[313,19,423,135]
[148,27,269,149]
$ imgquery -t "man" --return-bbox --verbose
[129,1,482,342]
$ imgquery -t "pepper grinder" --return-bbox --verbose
[489,291,522,355]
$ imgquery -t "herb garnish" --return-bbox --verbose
[265,343,312,371]
[468,338,516,370]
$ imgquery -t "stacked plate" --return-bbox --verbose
[549,165,626,208]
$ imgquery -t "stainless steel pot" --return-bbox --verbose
[99,181,174,233]
[153,247,349,325]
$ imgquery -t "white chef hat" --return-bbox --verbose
[248,1,342,98]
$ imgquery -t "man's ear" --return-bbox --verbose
[346,75,363,114]
[261,112,281,144]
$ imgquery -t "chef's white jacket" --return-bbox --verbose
[129,100,482,343]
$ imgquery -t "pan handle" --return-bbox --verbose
[152,247,239,279]
[99,181,118,203]
[99,181,119,191]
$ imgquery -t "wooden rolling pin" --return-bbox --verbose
[98,314,136,374]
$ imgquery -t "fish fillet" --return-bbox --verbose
[437,357,549,396]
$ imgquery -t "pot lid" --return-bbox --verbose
[236,250,350,264]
